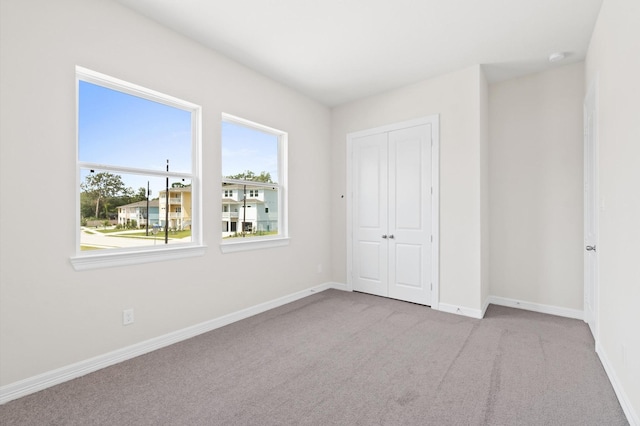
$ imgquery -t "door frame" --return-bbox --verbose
[346,115,440,309]
[584,78,599,342]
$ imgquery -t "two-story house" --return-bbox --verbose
[158,186,192,231]
[222,184,278,237]
[117,199,159,228]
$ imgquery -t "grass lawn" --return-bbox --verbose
[94,228,124,234]
[80,245,103,251]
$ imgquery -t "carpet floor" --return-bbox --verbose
[0,289,628,425]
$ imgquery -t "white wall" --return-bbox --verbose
[585,0,640,420]
[331,65,486,315]
[0,0,331,386]
[489,63,585,310]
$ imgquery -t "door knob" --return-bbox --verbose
[388,234,395,239]
[381,235,388,239]
[586,245,596,251]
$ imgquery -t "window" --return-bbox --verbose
[72,67,203,270]
[221,114,288,252]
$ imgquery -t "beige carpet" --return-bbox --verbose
[0,289,628,425]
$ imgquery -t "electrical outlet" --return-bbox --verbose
[123,309,134,325]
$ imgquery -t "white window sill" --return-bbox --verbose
[70,244,206,271]
[220,237,290,253]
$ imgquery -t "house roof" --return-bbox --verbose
[159,186,192,194]
[117,199,160,209]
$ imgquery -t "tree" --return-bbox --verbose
[81,172,128,218]
[225,170,273,183]
[135,187,147,199]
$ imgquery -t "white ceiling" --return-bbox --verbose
[115,0,603,106]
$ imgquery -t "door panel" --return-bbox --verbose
[394,243,423,289]
[352,133,388,297]
[388,125,432,305]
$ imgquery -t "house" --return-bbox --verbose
[221,184,278,237]
[0,0,638,422]
[158,187,192,231]
[116,199,159,228]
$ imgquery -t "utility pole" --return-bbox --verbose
[146,181,150,236]
[165,159,169,244]
[242,184,247,237]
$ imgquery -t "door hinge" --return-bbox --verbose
[430,235,433,243]
[430,283,433,291]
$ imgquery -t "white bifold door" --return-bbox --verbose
[351,122,434,306]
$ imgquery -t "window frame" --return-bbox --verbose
[220,113,289,253]
[71,66,204,270]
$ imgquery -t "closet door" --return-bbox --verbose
[388,125,432,305]
[351,123,432,306]
[352,132,388,297]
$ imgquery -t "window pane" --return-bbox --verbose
[221,182,278,239]
[221,121,278,183]
[78,81,192,173]
[80,169,192,250]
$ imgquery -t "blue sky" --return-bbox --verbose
[79,81,192,173]
[79,81,278,197]
[221,121,278,181]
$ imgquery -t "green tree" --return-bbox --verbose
[225,170,273,183]
[81,172,128,218]
[135,186,147,199]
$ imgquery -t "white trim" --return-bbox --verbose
[221,113,286,136]
[347,116,434,138]
[583,76,600,342]
[326,281,350,292]
[481,297,491,318]
[220,113,289,245]
[437,302,484,319]
[0,282,341,405]
[487,296,584,320]
[70,244,206,271]
[430,117,440,310]
[346,115,440,307]
[76,66,199,111]
[74,66,203,268]
[596,342,639,426]
[220,237,290,253]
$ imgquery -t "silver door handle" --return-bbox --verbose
[388,234,395,239]
[381,235,388,239]
[586,245,596,251]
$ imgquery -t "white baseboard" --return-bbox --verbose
[596,342,639,426]
[481,297,491,318]
[437,303,484,319]
[326,281,349,292]
[487,296,584,320]
[0,282,339,405]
